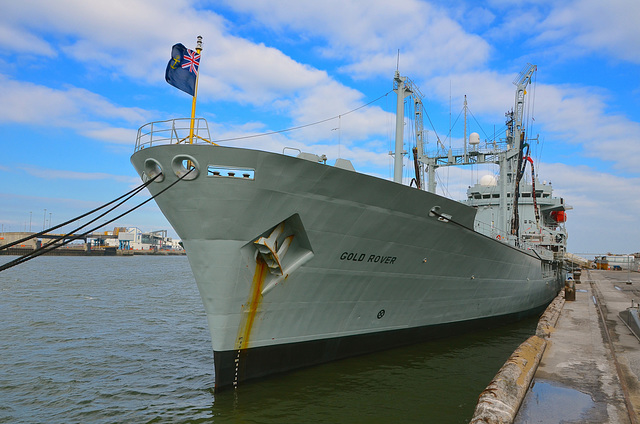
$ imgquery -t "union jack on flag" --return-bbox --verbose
[181,49,200,74]
[165,43,201,96]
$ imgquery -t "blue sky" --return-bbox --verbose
[1,0,639,256]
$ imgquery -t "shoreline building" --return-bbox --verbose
[100,227,184,252]
[0,227,183,255]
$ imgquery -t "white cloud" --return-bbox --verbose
[200,38,329,105]
[221,0,491,79]
[1,0,394,125]
[81,127,139,145]
[286,80,393,144]
[541,162,640,254]
[64,87,149,123]
[427,70,514,117]
[533,83,640,174]
[0,77,75,124]
[420,69,640,177]
[431,0,640,66]
[538,0,640,64]
[0,75,150,144]
[0,0,225,88]
[0,0,335,106]
[18,165,137,183]
[0,24,56,57]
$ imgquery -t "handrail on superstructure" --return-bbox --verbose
[134,118,213,152]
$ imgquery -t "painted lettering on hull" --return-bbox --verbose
[339,252,397,264]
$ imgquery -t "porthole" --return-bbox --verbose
[143,158,164,183]
[171,155,199,180]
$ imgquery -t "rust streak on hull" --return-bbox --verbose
[241,257,268,349]
[232,257,268,388]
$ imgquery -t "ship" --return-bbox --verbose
[130,64,568,391]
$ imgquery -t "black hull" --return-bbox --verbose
[213,301,552,391]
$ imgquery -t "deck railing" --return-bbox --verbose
[134,118,212,152]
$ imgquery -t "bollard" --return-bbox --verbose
[565,278,576,301]
[573,269,581,283]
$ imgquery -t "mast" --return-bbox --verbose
[393,71,411,183]
[463,95,468,162]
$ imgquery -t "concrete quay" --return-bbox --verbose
[515,270,640,423]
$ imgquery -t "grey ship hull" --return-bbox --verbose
[131,144,563,390]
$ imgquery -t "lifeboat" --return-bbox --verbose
[550,210,567,223]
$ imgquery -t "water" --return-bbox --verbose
[515,380,595,423]
[0,256,538,423]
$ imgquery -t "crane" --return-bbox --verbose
[509,63,537,238]
[507,63,537,150]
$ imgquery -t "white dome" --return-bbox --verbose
[469,132,480,145]
[479,174,497,186]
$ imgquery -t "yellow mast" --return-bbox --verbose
[189,36,203,144]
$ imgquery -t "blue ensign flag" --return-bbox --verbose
[165,43,200,96]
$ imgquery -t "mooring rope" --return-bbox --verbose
[0,176,159,252]
[0,169,192,273]
[2,176,158,269]
[427,207,543,260]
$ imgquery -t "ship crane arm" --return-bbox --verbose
[510,63,537,240]
[511,63,537,146]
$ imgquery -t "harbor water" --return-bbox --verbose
[1,256,538,423]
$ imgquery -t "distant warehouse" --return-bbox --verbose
[0,227,183,255]
[101,227,183,252]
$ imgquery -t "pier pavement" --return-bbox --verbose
[515,269,640,423]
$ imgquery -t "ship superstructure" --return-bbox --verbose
[408,64,568,261]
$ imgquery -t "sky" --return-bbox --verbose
[0,0,639,257]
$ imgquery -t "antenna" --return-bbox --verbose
[396,49,400,71]
[449,80,451,148]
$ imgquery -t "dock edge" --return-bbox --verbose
[469,291,565,423]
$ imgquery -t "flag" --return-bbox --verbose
[165,43,200,96]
